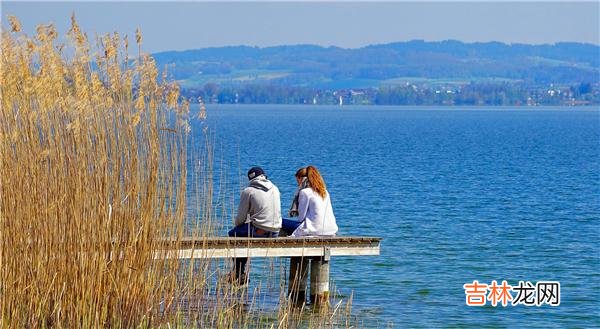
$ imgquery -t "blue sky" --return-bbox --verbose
[2,1,599,53]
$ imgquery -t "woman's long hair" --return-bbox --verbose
[295,167,307,179]
[306,165,327,199]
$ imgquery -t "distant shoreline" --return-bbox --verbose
[196,104,600,111]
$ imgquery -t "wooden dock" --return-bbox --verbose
[158,236,381,259]
[157,236,381,306]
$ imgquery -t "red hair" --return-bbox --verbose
[306,165,326,199]
[295,167,307,179]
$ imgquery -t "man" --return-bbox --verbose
[228,166,282,285]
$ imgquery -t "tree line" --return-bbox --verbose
[181,82,599,106]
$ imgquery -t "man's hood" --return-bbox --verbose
[249,175,273,191]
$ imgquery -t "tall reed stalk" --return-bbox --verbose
[0,15,191,327]
[1,16,357,328]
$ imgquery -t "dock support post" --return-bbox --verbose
[288,257,309,306]
[310,248,331,307]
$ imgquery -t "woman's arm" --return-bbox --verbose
[296,190,310,222]
[291,190,311,237]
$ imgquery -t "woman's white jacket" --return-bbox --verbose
[291,188,338,237]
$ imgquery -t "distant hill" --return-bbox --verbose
[153,40,599,90]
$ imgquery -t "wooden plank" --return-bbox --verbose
[154,236,381,259]
[155,246,380,259]
[160,236,381,249]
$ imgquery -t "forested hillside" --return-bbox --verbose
[153,40,600,105]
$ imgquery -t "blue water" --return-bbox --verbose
[190,105,600,328]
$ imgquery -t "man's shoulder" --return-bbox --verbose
[271,182,280,192]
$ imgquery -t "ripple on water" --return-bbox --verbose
[193,106,600,327]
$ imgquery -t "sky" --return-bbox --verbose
[1,1,599,54]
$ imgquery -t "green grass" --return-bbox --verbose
[179,69,291,88]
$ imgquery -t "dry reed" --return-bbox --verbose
[1,15,190,327]
[0,16,358,328]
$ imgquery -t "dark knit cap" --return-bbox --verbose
[247,166,265,180]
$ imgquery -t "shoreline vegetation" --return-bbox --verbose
[195,103,599,110]
[0,16,357,328]
[180,84,599,107]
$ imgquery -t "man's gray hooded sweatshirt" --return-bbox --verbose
[234,175,282,232]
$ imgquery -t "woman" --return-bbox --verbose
[287,167,310,218]
[281,166,338,237]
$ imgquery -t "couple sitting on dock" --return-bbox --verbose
[227,165,338,285]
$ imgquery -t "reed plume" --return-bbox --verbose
[0,15,357,328]
[1,15,189,327]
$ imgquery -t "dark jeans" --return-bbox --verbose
[228,223,279,279]
[281,218,302,236]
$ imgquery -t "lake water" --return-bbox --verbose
[189,105,599,328]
